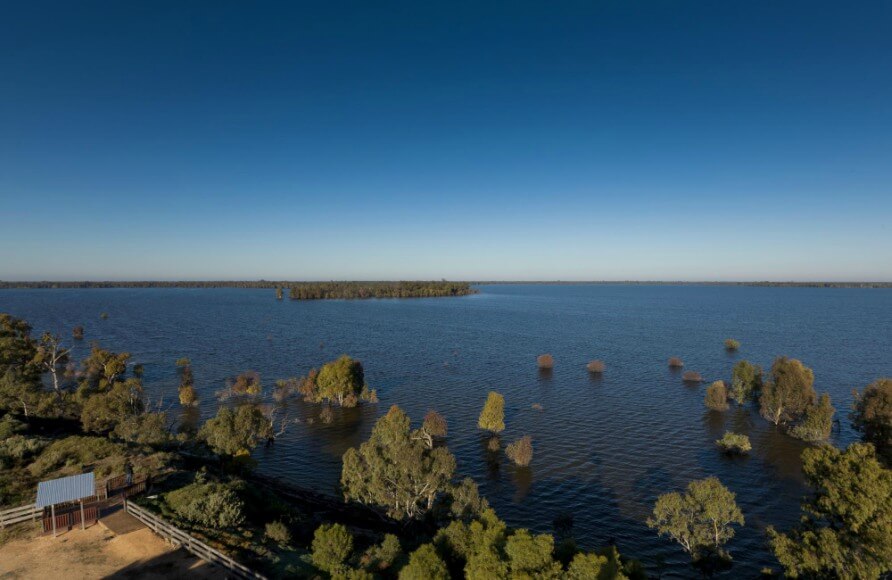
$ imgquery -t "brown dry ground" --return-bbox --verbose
[0,522,216,579]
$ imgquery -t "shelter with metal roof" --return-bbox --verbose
[35,472,96,536]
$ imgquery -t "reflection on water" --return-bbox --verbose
[3,284,890,577]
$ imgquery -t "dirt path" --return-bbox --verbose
[0,523,215,579]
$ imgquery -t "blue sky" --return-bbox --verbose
[1,1,890,281]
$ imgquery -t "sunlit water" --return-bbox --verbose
[2,285,890,577]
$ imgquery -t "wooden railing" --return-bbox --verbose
[0,503,39,528]
[123,500,266,580]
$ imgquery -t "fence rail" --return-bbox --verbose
[0,503,40,528]
[123,500,266,580]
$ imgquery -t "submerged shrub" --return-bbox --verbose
[716,432,751,455]
[72,326,84,340]
[668,357,684,368]
[537,354,554,369]
[487,436,501,452]
[178,384,198,407]
[730,360,763,405]
[587,360,605,373]
[320,406,334,424]
[724,338,740,351]
[506,435,534,466]
[682,371,703,383]
[705,381,730,411]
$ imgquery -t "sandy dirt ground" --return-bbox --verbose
[0,523,216,579]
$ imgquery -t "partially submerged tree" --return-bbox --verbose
[851,378,892,464]
[478,391,505,434]
[506,435,534,467]
[79,344,131,392]
[199,404,272,461]
[729,360,762,405]
[417,410,448,449]
[647,477,744,560]
[759,357,816,425]
[316,355,365,407]
[705,381,730,411]
[789,393,835,442]
[341,405,456,519]
[768,443,892,579]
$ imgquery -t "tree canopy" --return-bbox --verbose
[768,443,892,579]
[341,405,456,519]
[759,356,816,425]
[647,477,744,560]
[478,391,505,434]
[199,405,272,459]
[851,378,892,465]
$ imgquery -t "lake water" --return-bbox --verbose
[2,284,890,577]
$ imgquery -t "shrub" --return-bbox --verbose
[668,357,684,368]
[265,520,292,546]
[682,371,702,383]
[586,360,605,373]
[789,393,835,442]
[230,371,262,397]
[724,338,740,351]
[361,534,401,571]
[715,432,751,455]
[166,482,245,528]
[0,434,46,463]
[0,414,25,439]
[705,381,730,411]
[506,435,534,466]
[311,523,353,574]
[29,436,124,478]
[113,412,171,446]
[537,354,554,369]
[399,543,449,580]
[478,391,505,433]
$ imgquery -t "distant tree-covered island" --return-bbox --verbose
[0,280,478,299]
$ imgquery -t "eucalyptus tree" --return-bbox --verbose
[760,356,816,425]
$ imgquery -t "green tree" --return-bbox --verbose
[566,552,608,579]
[81,378,145,433]
[789,393,835,442]
[705,381,730,411]
[505,529,562,578]
[478,391,505,433]
[729,360,762,405]
[0,314,41,385]
[199,405,272,460]
[316,355,365,407]
[341,405,455,519]
[399,543,449,580]
[768,443,892,579]
[760,357,816,425]
[851,378,892,464]
[647,477,744,560]
[312,523,354,575]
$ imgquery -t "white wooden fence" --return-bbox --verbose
[123,500,266,580]
[0,503,39,528]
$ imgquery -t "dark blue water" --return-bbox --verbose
[2,285,890,577]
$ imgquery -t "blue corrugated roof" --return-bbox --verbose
[35,472,95,508]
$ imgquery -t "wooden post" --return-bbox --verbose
[51,504,56,537]
[80,500,85,530]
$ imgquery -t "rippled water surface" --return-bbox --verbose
[2,285,890,577]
